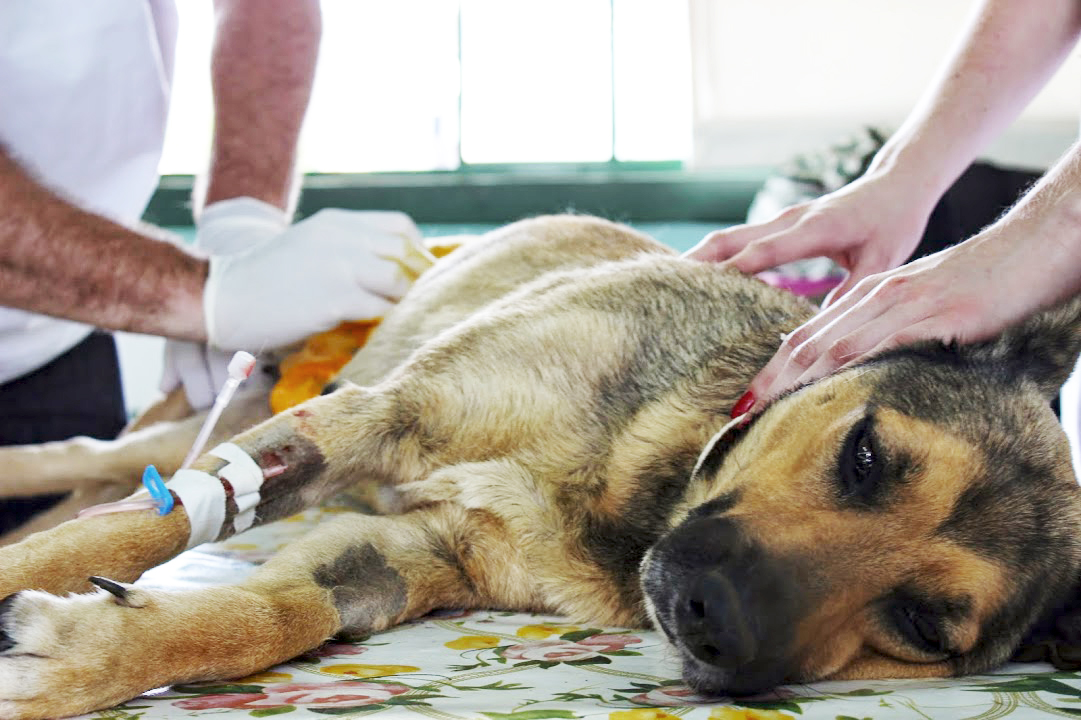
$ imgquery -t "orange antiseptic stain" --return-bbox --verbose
[269,321,378,414]
[424,239,461,259]
[269,239,463,414]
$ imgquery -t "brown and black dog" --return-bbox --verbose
[0,215,1080,719]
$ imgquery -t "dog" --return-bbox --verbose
[0,214,1080,719]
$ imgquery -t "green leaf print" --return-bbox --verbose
[456,681,532,691]
[967,676,1081,697]
[559,629,605,643]
[249,707,297,717]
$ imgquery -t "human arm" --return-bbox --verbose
[0,145,209,341]
[743,138,1081,411]
[199,0,321,212]
[686,0,1081,300]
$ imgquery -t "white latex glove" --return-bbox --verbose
[205,208,433,352]
[160,197,287,409]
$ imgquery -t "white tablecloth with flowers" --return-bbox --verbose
[80,507,1081,720]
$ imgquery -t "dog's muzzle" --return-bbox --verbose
[642,515,806,695]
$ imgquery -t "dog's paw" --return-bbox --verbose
[0,582,154,719]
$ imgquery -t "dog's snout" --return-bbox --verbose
[645,516,807,695]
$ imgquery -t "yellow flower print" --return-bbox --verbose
[609,710,681,720]
[709,708,794,720]
[516,623,581,639]
[320,663,419,678]
[445,635,502,650]
[233,670,292,683]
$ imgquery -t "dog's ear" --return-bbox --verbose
[961,295,1081,400]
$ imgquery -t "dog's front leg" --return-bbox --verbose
[0,383,423,598]
[0,507,480,720]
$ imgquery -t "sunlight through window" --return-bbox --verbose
[160,1,691,174]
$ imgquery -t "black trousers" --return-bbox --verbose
[0,331,127,533]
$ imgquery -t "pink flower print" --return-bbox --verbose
[173,680,411,711]
[501,640,602,663]
[576,633,643,651]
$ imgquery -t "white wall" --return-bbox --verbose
[690,0,1081,170]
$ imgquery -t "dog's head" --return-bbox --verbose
[641,297,1081,695]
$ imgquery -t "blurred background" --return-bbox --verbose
[158,0,1080,179]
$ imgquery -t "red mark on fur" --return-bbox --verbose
[294,409,311,417]
[731,390,755,418]
[260,451,288,478]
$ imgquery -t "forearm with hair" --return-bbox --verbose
[869,0,1081,202]
[201,0,321,214]
[0,149,209,341]
[979,140,1081,307]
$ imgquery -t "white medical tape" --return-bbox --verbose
[166,469,227,549]
[209,442,265,534]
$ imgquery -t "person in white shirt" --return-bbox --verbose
[0,0,415,531]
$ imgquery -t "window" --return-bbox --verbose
[159,0,693,175]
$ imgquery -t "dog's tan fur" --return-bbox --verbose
[0,215,1080,719]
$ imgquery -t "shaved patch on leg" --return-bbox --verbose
[313,544,408,632]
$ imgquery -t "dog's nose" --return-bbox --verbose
[682,568,758,668]
[676,552,801,694]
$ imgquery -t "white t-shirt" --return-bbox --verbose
[0,0,177,384]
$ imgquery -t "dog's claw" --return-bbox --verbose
[0,594,16,652]
[88,576,137,607]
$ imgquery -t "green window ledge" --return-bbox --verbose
[143,167,769,229]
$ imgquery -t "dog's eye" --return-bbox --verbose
[838,417,883,504]
[892,604,948,656]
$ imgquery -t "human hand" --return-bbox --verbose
[684,173,936,305]
[741,227,1059,411]
[205,208,433,352]
[161,197,287,408]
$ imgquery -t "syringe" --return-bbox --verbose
[180,350,257,469]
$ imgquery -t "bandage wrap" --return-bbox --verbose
[166,442,264,549]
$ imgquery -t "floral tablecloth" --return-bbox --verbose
[84,508,1081,719]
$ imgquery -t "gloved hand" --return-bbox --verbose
[205,207,433,352]
[160,197,288,409]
